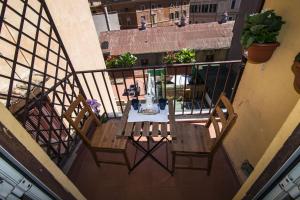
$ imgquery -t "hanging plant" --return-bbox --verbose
[241,10,285,63]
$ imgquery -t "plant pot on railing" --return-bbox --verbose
[247,43,280,63]
[164,49,196,75]
[293,53,300,92]
[105,52,137,78]
[108,70,133,79]
[241,10,285,64]
[166,65,193,75]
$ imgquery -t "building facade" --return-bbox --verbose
[189,0,241,23]
[100,21,234,65]
[100,0,190,29]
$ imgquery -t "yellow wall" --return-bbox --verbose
[223,0,300,181]
[233,99,300,199]
[0,103,86,200]
[45,0,118,113]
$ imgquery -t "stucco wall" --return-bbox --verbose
[223,0,300,182]
[45,0,117,113]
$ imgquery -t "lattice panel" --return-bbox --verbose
[0,0,85,166]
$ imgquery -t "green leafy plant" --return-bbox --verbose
[163,52,176,64]
[175,48,196,63]
[295,53,300,62]
[240,10,285,49]
[116,52,137,67]
[163,49,196,64]
[105,53,137,68]
[105,55,119,68]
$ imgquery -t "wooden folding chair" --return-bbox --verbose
[64,95,131,171]
[171,93,237,175]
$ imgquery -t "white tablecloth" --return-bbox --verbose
[127,103,169,122]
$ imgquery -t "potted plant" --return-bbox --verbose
[241,10,285,63]
[292,53,300,92]
[164,49,196,75]
[106,52,137,78]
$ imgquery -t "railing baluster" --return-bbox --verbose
[182,65,188,115]
[122,71,129,101]
[174,66,177,114]
[111,71,124,113]
[131,68,138,100]
[153,67,157,98]
[90,72,109,118]
[82,72,94,99]
[164,67,167,99]
[200,65,209,115]
[101,71,116,118]
[222,63,233,94]
[142,68,147,95]
[209,64,221,114]
[191,65,199,115]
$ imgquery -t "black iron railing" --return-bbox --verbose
[0,0,86,166]
[0,0,245,169]
[76,60,244,119]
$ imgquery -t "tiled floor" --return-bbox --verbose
[68,139,240,200]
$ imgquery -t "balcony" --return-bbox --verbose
[0,0,243,199]
[1,0,299,200]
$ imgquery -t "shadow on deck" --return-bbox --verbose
[67,123,240,200]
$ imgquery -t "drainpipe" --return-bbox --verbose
[104,5,111,31]
[150,0,152,27]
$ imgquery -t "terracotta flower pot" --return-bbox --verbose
[247,42,280,64]
[167,65,193,75]
[108,70,133,79]
[292,61,300,92]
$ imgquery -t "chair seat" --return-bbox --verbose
[172,123,214,153]
[91,120,127,150]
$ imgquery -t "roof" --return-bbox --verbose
[99,21,235,55]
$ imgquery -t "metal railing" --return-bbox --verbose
[0,0,86,166]
[0,0,245,169]
[76,60,244,119]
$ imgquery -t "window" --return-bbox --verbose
[141,58,149,66]
[231,0,236,9]
[151,3,156,9]
[175,11,179,19]
[151,14,157,24]
[124,7,129,12]
[190,5,195,13]
[101,41,109,49]
[140,4,145,10]
[183,1,187,5]
[205,55,214,62]
[202,4,209,13]
[212,4,217,12]
[170,13,174,20]
[183,10,187,17]
[157,4,162,8]
[209,4,217,13]
[126,16,132,25]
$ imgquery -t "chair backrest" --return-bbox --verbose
[206,93,237,153]
[63,95,101,148]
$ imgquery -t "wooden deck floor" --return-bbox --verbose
[68,132,240,200]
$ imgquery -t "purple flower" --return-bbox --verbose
[86,99,101,113]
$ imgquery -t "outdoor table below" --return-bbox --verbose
[115,100,176,174]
